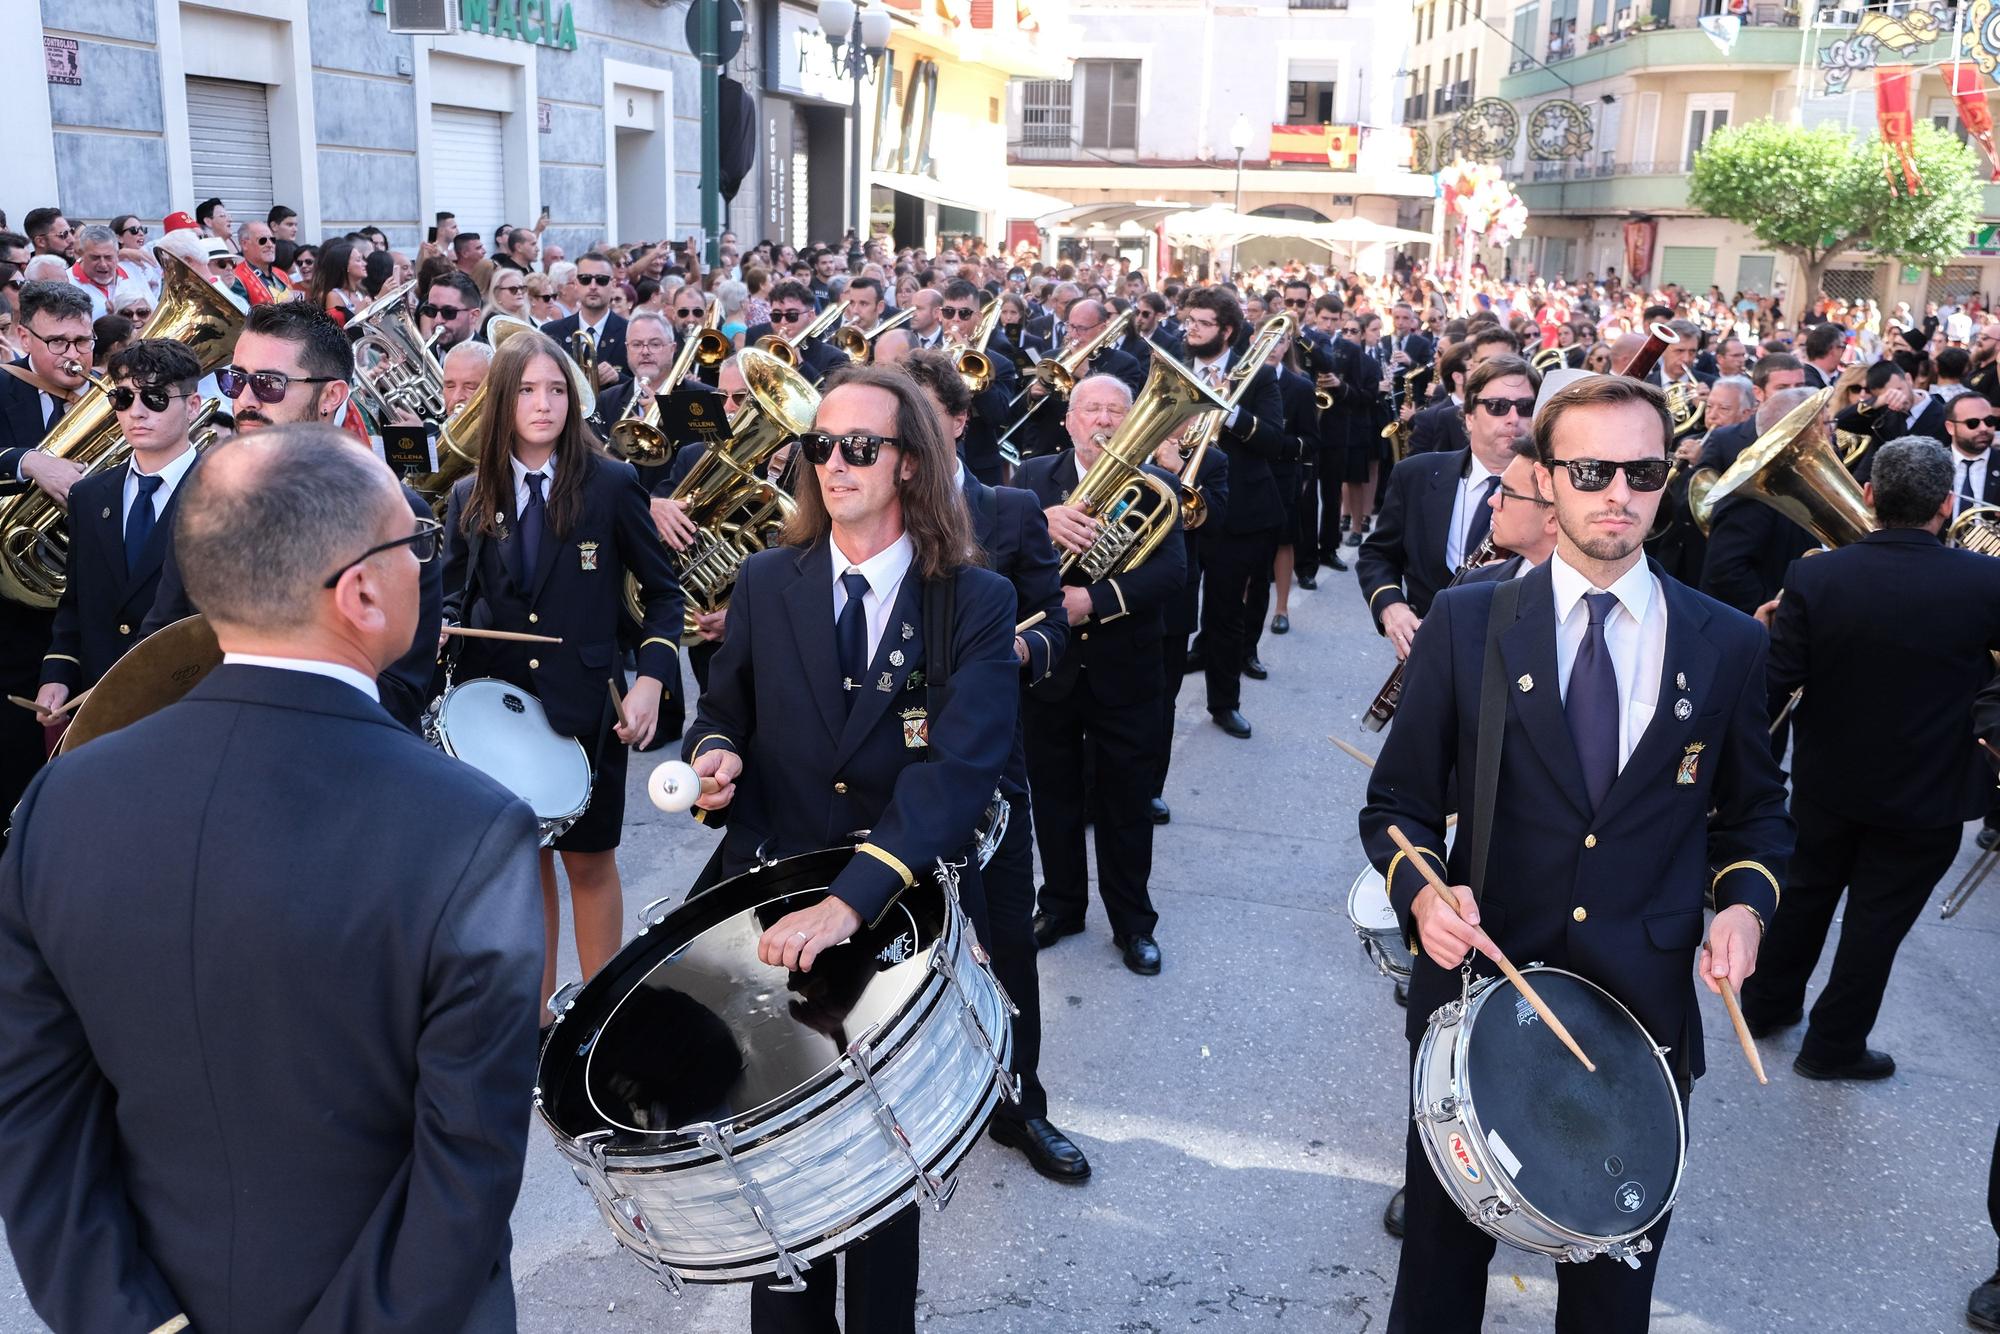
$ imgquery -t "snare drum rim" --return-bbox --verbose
[1418,966,1687,1253]
[432,677,594,826]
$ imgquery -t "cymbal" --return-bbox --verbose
[56,615,222,756]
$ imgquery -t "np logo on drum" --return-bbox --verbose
[1616,1182,1646,1214]
[1447,1132,1482,1183]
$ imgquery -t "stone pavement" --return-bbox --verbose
[0,561,1994,1332]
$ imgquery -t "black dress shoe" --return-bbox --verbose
[1270,614,1290,634]
[1243,658,1270,680]
[1295,573,1318,591]
[1968,1272,2000,1331]
[990,1116,1093,1182]
[1743,1007,1802,1039]
[1185,648,1206,672]
[1032,911,1085,949]
[1149,797,1171,825]
[1980,825,2000,852]
[1382,1187,1407,1239]
[1211,709,1252,739]
[1324,551,1349,573]
[1793,1048,1896,1081]
[1120,934,1162,975]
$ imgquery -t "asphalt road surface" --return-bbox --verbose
[0,557,1993,1332]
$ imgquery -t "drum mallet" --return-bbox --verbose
[1385,824,1595,1073]
[1330,738,1457,829]
[647,760,723,814]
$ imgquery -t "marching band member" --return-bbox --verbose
[1236,323,1316,681]
[1152,421,1227,824]
[901,348,1087,1181]
[1743,437,2000,1080]
[1698,387,1820,618]
[1460,431,1560,583]
[651,354,756,692]
[1362,374,1790,1332]
[441,338,492,418]
[36,339,203,720]
[1014,374,1185,975]
[541,253,630,386]
[937,280,1020,485]
[683,365,1019,1333]
[441,329,684,1027]
[743,281,850,385]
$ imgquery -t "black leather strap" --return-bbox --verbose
[1470,576,1522,905]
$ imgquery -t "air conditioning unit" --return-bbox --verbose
[385,0,459,34]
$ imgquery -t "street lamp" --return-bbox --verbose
[1228,114,1253,278]
[818,0,891,270]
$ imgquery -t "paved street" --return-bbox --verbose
[0,564,1996,1332]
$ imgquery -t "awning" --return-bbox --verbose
[1309,217,1435,247]
[1034,199,1194,234]
[872,171,994,215]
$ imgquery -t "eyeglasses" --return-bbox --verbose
[1954,415,2000,428]
[321,518,444,589]
[940,305,978,320]
[1496,484,1551,508]
[576,273,614,286]
[1473,396,1539,419]
[23,327,94,356]
[247,235,275,247]
[1548,456,1671,492]
[217,365,340,403]
[770,308,810,323]
[495,283,526,295]
[108,385,189,413]
[798,431,896,467]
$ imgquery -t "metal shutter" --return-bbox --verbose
[1658,246,1716,292]
[187,78,274,226]
[431,106,507,241]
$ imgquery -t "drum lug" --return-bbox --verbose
[1427,999,1466,1028]
[574,1130,685,1294]
[840,1042,959,1213]
[637,892,678,921]
[692,1120,813,1290]
[1607,1235,1654,1270]
[1416,1096,1459,1125]
[929,933,1015,1097]
[1476,1198,1514,1226]
[547,980,586,1020]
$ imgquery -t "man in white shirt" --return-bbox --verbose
[1945,391,1999,516]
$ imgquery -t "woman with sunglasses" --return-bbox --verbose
[484,267,530,338]
[306,238,366,326]
[441,330,683,1034]
[524,273,562,327]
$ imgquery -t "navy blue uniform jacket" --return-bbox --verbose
[1356,447,1470,628]
[540,309,630,379]
[684,540,1019,928]
[965,472,1067,798]
[1360,560,1793,1079]
[41,456,191,692]
[0,665,543,1332]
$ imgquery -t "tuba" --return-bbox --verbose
[0,255,245,608]
[831,307,915,363]
[1178,314,1295,529]
[756,302,846,372]
[347,280,448,426]
[635,349,819,638]
[1701,386,1876,549]
[406,315,540,516]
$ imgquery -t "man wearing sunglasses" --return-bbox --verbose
[0,423,542,1334]
[939,281,1021,484]
[34,340,204,724]
[740,279,850,385]
[233,221,291,300]
[419,272,481,353]
[1360,354,1539,661]
[1364,372,1791,1332]
[142,302,443,732]
[684,367,1019,1334]
[1834,360,1950,477]
[538,252,629,388]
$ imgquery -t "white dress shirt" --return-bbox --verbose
[122,443,198,529]
[830,532,915,663]
[509,453,555,516]
[1444,454,1507,572]
[1188,349,1244,430]
[1953,447,1989,514]
[1550,550,1666,772]
[221,653,380,703]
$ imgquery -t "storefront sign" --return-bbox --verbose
[44,36,81,86]
[369,0,578,51]
[767,2,855,104]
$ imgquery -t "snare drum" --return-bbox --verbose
[1346,865,1410,981]
[1413,966,1685,1268]
[425,678,592,846]
[535,846,1015,1292]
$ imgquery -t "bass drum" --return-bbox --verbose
[535,846,1015,1292]
[1413,966,1685,1267]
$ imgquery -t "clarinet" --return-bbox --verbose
[1361,535,1505,733]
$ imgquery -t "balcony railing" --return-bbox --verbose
[1290,0,1352,9]
[1526,158,1687,182]
[1431,81,1473,115]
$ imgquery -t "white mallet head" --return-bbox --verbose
[648,759,704,813]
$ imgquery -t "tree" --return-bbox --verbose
[1688,118,1983,302]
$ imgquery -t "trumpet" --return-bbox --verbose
[1178,314,1296,529]
[831,306,915,363]
[947,298,1006,394]
[995,308,1136,459]
[610,305,733,468]
[1530,344,1570,374]
[756,301,846,375]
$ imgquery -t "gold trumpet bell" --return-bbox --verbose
[1704,387,1877,549]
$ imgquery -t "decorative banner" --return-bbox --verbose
[1268,123,1360,166]
[1819,32,1881,95]
[1527,100,1594,161]
[1951,62,2000,179]
[1411,126,1431,174]
[1458,98,1521,161]
[1624,219,1656,284]
[1964,0,2000,76]
[1875,65,1923,195]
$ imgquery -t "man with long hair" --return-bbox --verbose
[684,364,1019,1333]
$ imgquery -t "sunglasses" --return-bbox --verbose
[576,273,614,286]
[798,431,896,467]
[1954,415,2000,428]
[940,305,978,320]
[120,226,147,237]
[1474,396,1539,418]
[417,303,464,320]
[674,307,705,318]
[770,308,810,323]
[495,284,526,295]
[1283,297,1310,308]
[117,307,152,321]
[108,385,189,413]
[321,518,445,589]
[1548,457,1671,492]
[217,365,340,403]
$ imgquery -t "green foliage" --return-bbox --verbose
[1688,118,1983,291]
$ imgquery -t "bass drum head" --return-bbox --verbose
[1347,866,1396,931]
[437,679,591,820]
[1464,971,1682,1239]
[540,847,946,1149]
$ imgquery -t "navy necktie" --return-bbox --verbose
[124,473,164,575]
[1961,459,1978,514]
[45,397,65,431]
[518,472,547,588]
[836,570,871,708]
[1463,475,1500,559]
[1567,590,1622,811]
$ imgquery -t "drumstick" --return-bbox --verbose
[1015,610,1047,634]
[1716,977,1769,1085]
[1385,824,1596,1073]
[607,678,629,731]
[442,625,564,645]
[8,693,84,718]
[1331,738,1457,828]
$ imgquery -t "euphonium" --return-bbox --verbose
[407,315,539,515]
[831,306,915,363]
[948,297,1006,394]
[1703,386,1876,549]
[0,254,245,608]
[610,305,730,468]
[1177,314,1296,529]
[756,302,846,370]
[1058,336,1238,583]
[347,280,448,425]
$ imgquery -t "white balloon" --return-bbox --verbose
[648,759,702,813]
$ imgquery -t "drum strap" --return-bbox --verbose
[922,573,955,711]
[1469,576,1523,906]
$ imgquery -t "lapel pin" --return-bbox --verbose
[842,676,855,692]
[901,622,915,641]
[100,506,111,519]
[1674,697,1693,721]
[495,510,506,525]
[1677,741,1706,785]
[889,649,905,667]
[1517,674,1534,693]
[578,540,599,572]
[1675,671,1687,690]
[877,671,895,692]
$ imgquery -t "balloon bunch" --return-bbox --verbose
[1439,160,1531,246]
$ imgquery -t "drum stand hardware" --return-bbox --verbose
[837,1042,958,1213]
[692,1120,813,1292]
[572,1129,685,1295]
[1942,844,1998,919]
